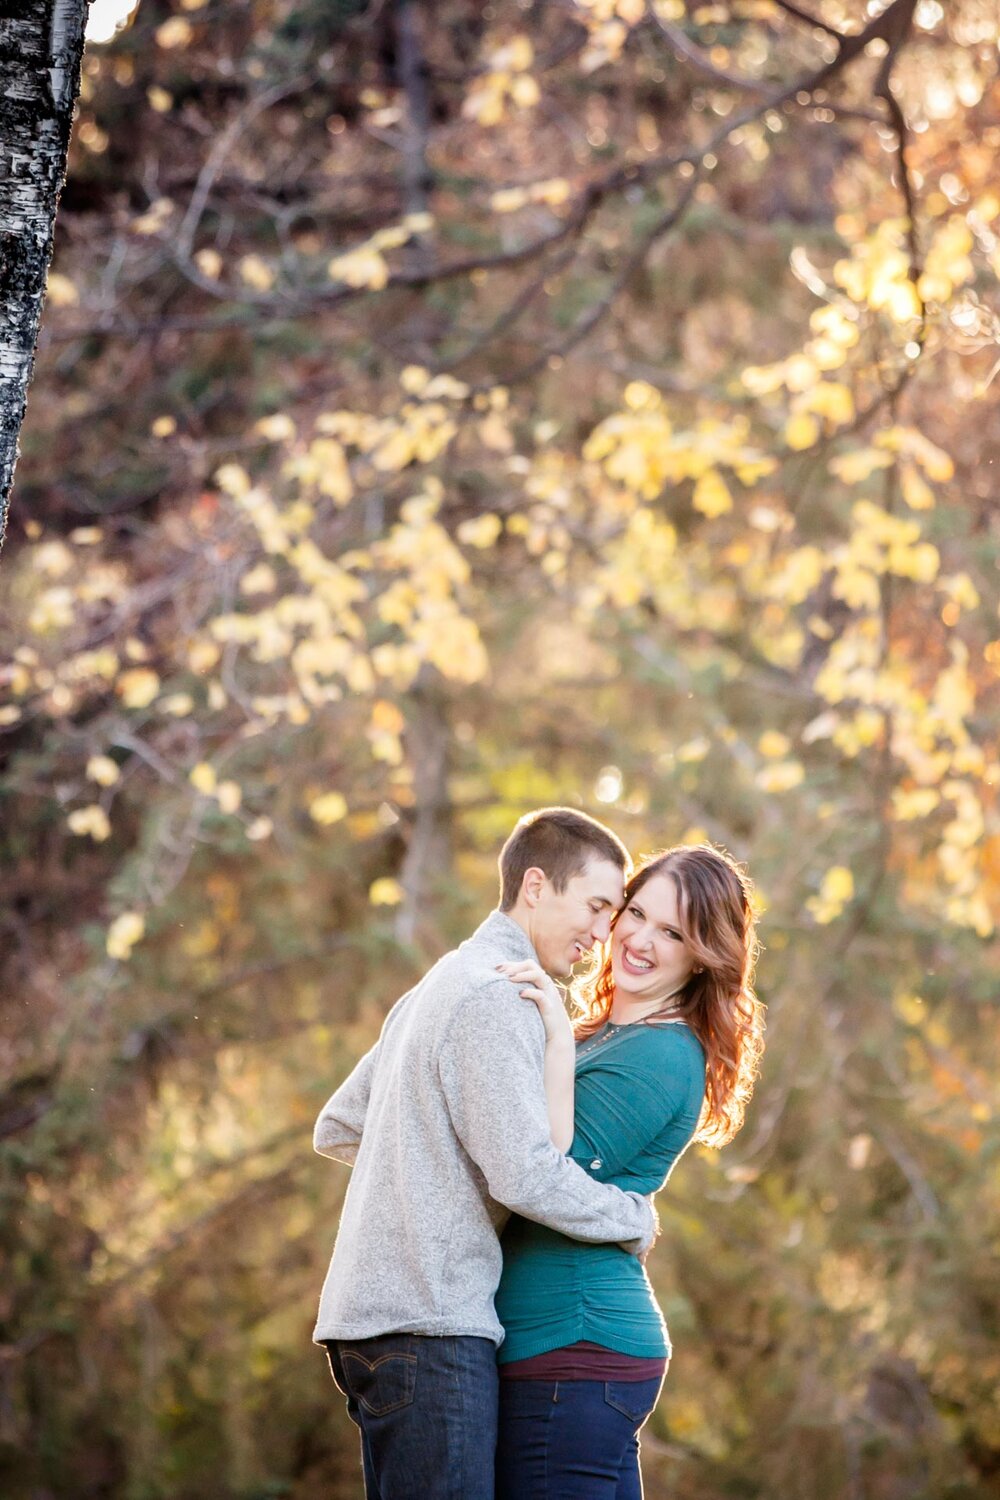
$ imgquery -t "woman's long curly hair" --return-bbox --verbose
[574,844,765,1148]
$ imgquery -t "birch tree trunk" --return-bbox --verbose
[0,0,90,550]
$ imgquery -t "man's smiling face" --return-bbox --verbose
[528,857,625,978]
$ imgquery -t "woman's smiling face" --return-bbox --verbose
[611,871,697,1004]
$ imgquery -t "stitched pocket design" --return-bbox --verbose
[341,1350,418,1416]
[603,1379,659,1424]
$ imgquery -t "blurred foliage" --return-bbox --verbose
[2,0,999,1496]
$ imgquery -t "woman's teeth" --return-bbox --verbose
[624,947,653,972]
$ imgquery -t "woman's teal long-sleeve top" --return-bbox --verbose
[495,1019,706,1362]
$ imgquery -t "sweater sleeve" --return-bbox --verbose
[313,1045,377,1166]
[437,981,656,1254]
[569,1029,705,1180]
[313,986,415,1165]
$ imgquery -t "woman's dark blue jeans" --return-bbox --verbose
[495,1374,664,1499]
[325,1333,498,1500]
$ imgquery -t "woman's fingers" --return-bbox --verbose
[496,960,545,981]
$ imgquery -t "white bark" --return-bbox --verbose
[0,0,90,548]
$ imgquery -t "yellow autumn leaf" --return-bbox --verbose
[369,877,404,906]
[758,731,791,758]
[692,470,733,518]
[907,434,954,482]
[68,805,112,842]
[939,572,980,611]
[784,412,820,451]
[829,448,893,484]
[804,382,854,426]
[189,763,217,795]
[509,73,540,108]
[86,754,120,786]
[893,992,927,1026]
[899,463,935,510]
[46,272,79,308]
[400,366,430,395]
[311,437,353,505]
[117,668,160,708]
[422,613,489,684]
[784,354,818,393]
[28,587,75,634]
[216,780,242,814]
[147,85,173,113]
[806,865,854,924]
[623,381,661,411]
[310,791,348,825]
[462,76,506,125]
[161,692,195,716]
[809,305,860,347]
[239,255,275,292]
[491,187,530,213]
[892,787,940,820]
[328,246,389,290]
[370,700,406,735]
[498,35,533,71]
[457,513,503,548]
[826,866,854,902]
[741,363,786,396]
[155,16,192,47]
[194,247,222,279]
[875,427,954,481]
[756,760,805,792]
[370,224,412,253]
[424,375,470,401]
[131,198,175,235]
[254,413,296,442]
[240,563,277,596]
[215,463,252,498]
[534,178,571,206]
[479,410,512,452]
[106,911,145,960]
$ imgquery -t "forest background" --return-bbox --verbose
[2,1,999,1497]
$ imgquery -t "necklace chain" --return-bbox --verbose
[576,1009,685,1059]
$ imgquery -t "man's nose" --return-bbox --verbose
[592,912,613,943]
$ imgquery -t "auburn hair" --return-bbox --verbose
[574,845,765,1148]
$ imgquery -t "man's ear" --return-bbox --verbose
[521,866,546,907]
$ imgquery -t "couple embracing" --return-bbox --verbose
[313,807,764,1498]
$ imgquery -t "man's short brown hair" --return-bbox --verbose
[497,807,630,912]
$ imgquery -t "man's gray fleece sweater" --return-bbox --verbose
[312,910,656,1348]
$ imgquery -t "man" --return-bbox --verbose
[313,807,656,1500]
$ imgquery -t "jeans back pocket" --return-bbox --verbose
[603,1376,662,1425]
[340,1348,418,1416]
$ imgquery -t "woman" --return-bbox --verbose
[493,843,764,1498]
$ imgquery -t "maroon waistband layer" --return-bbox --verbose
[499,1340,667,1382]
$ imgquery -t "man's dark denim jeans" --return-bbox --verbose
[325,1333,498,1500]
